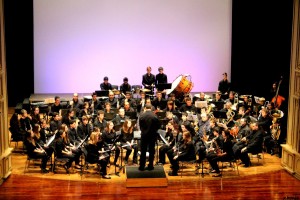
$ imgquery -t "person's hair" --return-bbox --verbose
[145,104,152,110]
[92,92,97,96]
[104,76,108,80]
[122,119,133,134]
[123,77,128,82]
[82,115,88,121]
[69,119,76,125]
[104,121,115,133]
[89,130,99,145]
[32,124,41,140]
[54,96,60,101]
[158,66,163,71]
[98,110,104,115]
[213,127,220,134]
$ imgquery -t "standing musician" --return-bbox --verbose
[218,72,231,98]
[155,66,168,98]
[207,129,234,177]
[119,119,138,164]
[158,121,180,165]
[167,131,196,176]
[24,131,50,173]
[142,66,156,95]
[86,128,111,179]
[102,121,120,166]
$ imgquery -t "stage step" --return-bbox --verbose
[126,165,168,188]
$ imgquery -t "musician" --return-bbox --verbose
[31,106,42,125]
[86,128,111,179]
[40,119,53,144]
[138,104,161,171]
[192,92,206,104]
[179,97,197,114]
[9,113,26,142]
[136,91,147,113]
[237,121,264,167]
[207,129,234,177]
[140,98,155,114]
[50,112,62,133]
[77,116,93,140]
[120,77,132,96]
[152,91,167,110]
[218,72,231,97]
[89,92,103,117]
[112,108,128,127]
[104,102,116,116]
[237,95,252,116]
[79,102,93,121]
[119,119,138,164]
[155,66,168,98]
[163,100,177,113]
[67,93,83,117]
[94,110,107,132]
[142,66,156,95]
[206,127,224,157]
[158,121,180,165]
[100,76,113,91]
[167,131,196,176]
[33,123,54,158]
[54,129,81,173]
[235,118,251,141]
[120,91,136,109]
[225,91,236,105]
[49,96,63,117]
[211,91,225,111]
[102,121,120,166]
[20,109,33,134]
[220,101,236,128]
[257,108,274,154]
[24,131,50,173]
[123,101,135,112]
[67,119,81,145]
[168,93,181,109]
[61,108,75,127]
[106,90,118,109]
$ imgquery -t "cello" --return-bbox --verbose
[272,76,285,109]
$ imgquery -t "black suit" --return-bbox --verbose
[142,73,156,94]
[138,110,161,169]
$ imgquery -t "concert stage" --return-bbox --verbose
[125,166,168,188]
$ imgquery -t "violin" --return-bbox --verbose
[271,76,285,109]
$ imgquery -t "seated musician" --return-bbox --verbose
[210,91,225,111]
[61,108,75,128]
[9,113,26,142]
[86,127,111,179]
[89,92,103,118]
[194,113,211,161]
[112,108,128,127]
[123,101,135,112]
[77,116,93,140]
[152,91,167,111]
[158,121,181,165]
[207,129,234,177]
[31,106,42,125]
[120,91,136,109]
[220,101,237,128]
[167,131,196,176]
[225,91,236,105]
[94,110,107,132]
[104,102,116,118]
[60,124,82,169]
[24,130,50,173]
[119,119,138,164]
[136,91,147,113]
[237,95,252,116]
[20,109,33,134]
[49,112,62,133]
[257,107,274,154]
[49,96,63,118]
[167,93,181,109]
[234,117,251,141]
[140,98,155,114]
[163,100,177,113]
[40,119,54,144]
[79,102,93,121]
[101,121,120,166]
[192,92,206,104]
[54,129,80,173]
[105,90,118,109]
[67,93,83,118]
[32,123,54,164]
[67,119,81,146]
[179,97,197,114]
[235,121,264,167]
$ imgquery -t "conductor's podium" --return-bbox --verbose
[125,165,168,188]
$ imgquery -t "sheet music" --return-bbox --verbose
[159,133,169,146]
[45,134,55,147]
[75,135,88,149]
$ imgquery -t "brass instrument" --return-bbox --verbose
[232,92,239,110]
[225,109,235,125]
[271,117,281,141]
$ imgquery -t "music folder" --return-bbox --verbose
[195,101,208,108]
[45,134,56,147]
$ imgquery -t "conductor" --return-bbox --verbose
[138,104,161,171]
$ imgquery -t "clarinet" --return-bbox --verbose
[37,143,47,156]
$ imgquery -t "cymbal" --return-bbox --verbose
[112,89,120,95]
[141,89,151,92]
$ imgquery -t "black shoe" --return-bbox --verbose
[168,171,178,176]
[41,168,49,174]
[102,175,111,179]
[138,166,145,171]
[146,166,154,171]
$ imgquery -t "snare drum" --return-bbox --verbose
[166,75,194,98]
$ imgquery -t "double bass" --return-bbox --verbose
[272,76,285,109]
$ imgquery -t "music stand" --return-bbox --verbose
[157,83,172,91]
[95,90,109,97]
[213,110,227,119]
[195,101,208,108]
[125,111,137,120]
[211,101,225,111]
[104,113,115,121]
[156,111,166,120]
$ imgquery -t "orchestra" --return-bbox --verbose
[14,68,286,179]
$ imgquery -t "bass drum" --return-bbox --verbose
[166,74,194,98]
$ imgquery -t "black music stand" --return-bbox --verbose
[125,111,137,120]
[157,83,172,91]
[95,90,109,97]
[213,110,227,119]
